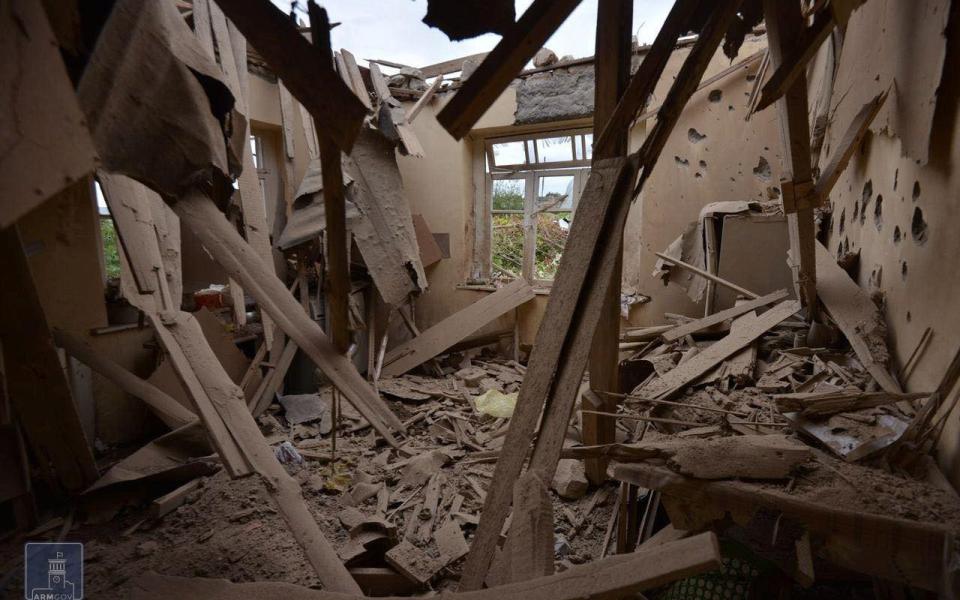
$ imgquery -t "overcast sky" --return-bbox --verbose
[272,1,674,70]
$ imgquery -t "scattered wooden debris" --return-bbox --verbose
[381,279,535,377]
[0,0,97,228]
[385,540,445,586]
[774,389,930,417]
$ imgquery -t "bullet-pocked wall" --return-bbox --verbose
[628,36,785,324]
[396,36,782,346]
[817,0,960,486]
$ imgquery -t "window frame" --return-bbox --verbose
[488,166,588,286]
[485,128,593,172]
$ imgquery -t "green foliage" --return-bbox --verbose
[492,214,524,278]
[534,213,570,280]
[492,179,524,211]
[101,217,121,279]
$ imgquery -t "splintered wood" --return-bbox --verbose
[381,279,535,377]
[131,533,723,600]
[0,0,97,228]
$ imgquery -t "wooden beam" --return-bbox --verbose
[173,191,404,444]
[150,322,252,477]
[814,241,901,393]
[633,49,765,123]
[131,532,722,599]
[0,225,98,494]
[251,339,298,415]
[633,0,747,192]
[593,0,705,157]
[420,52,489,79]
[157,311,362,594]
[461,1,742,588]
[406,75,444,124]
[208,4,278,349]
[773,390,930,417]
[654,252,760,299]
[459,159,636,590]
[813,91,888,204]
[309,5,352,354]
[660,289,790,342]
[615,463,952,593]
[339,47,373,111]
[380,279,535,378]
[501,472,555,582]
[755,9,836,112]
[583,0,633,486]
[639,300,800,400]
[764,0,818,317]
[436,0,583,139]
[52,329,196,430]
[211,0,367,152]
[0,0,97,228]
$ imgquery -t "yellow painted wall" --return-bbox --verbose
[628,37,784,326]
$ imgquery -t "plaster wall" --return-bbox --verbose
[628,37,785,325]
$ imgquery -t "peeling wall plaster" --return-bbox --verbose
[819,0,960,486]
[628,37,784,324]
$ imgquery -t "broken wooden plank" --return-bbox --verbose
[463,1,736,586]
[813,91,887,204]
[435,519,470,564]
[0,225,99,493]
[204,4,278,347]
[251,339,298,415]
[158,311,362,594]
[381,280,535,378]
[773,390,930,417]
[661,289,790,342]
[615,463,952,593]
[0,0,97,228]
[436,0,583,139]
[633,49,765,124]
[339,48,373,111]
[655,252,760,299]
[764,0,818,316]
[52,328,196,430]
[212,0,367,152]
[368,62,400,107]
[212,11,278,349]
[591,0,702,155]
[173,190,404,442]
[150,479,202,519]
[406,75,444,124]
[814,241,901,393]
[459,157,638,590]
[722,299,760,383]
[310,6,352,354]
[420,52,489,79]
[502,472,554,582]
[385,540,445,586]
[567,435,811,480]
[96,172,166,295]
[412,214,444,267]
[640,301,801,400]
[755,8,836,112]
[344,128,427,305]
[133,532,722,599]
[582,0,634,488]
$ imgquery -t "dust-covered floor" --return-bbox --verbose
[0,359,617,597]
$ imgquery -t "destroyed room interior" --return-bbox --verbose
[5,0,960,597]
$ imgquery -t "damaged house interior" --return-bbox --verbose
[6,0,960,597]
